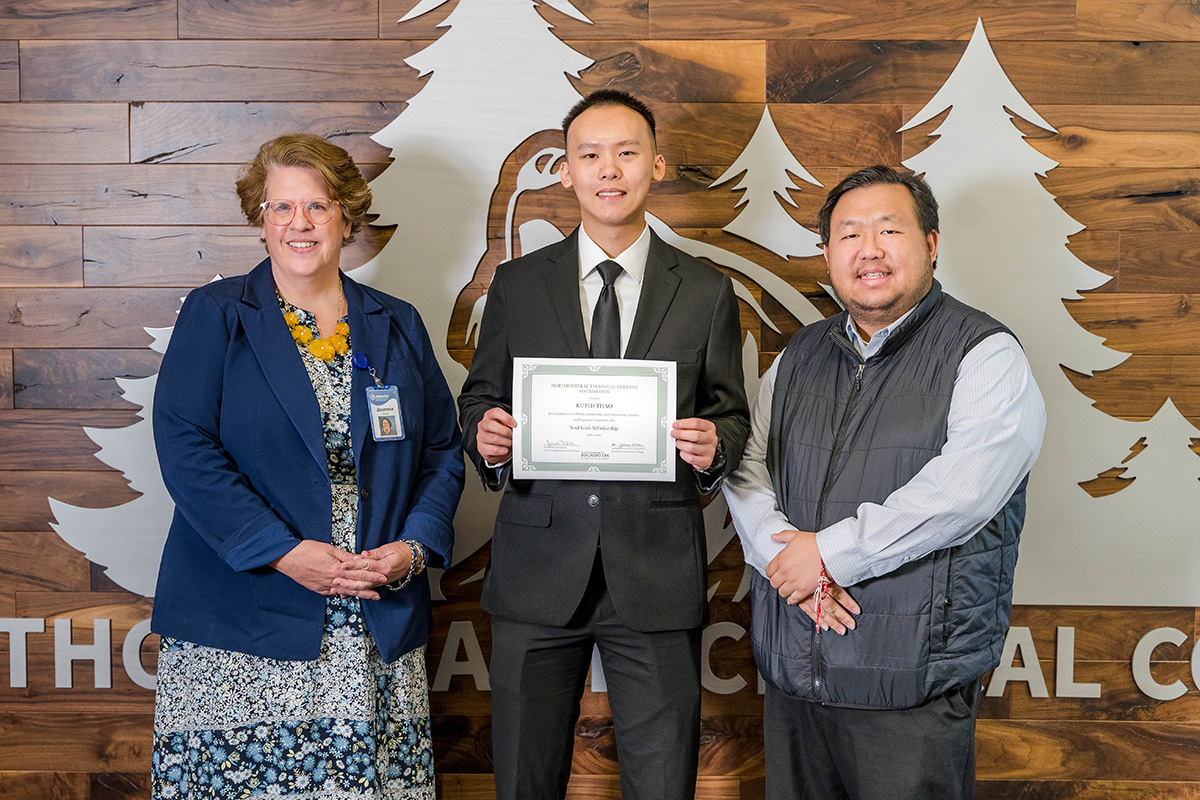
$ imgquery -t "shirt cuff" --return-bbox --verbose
[815,517,871,587]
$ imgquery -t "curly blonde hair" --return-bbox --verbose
[236,134,372,243]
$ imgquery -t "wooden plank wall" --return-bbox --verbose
[2,0,1199,797]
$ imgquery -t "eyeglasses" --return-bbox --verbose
[259,198,340,226]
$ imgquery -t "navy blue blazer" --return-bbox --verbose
[151,259,464,663]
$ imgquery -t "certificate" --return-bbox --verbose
[512,357,676,481]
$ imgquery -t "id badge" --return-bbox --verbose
[367,385,405,441]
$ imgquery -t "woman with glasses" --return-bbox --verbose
[149,134,464,799]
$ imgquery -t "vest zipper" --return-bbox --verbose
[812,358,866,702]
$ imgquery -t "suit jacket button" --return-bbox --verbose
[588,494,599,508]
[361,488,370,500]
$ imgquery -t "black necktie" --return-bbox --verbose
[590,260,622,359]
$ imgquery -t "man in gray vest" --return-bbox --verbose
[724,165,1045,799]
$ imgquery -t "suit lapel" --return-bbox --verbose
[345,274,389,471]
[625,231,681,360]
[240,259,328,472]
[543,231,590,358]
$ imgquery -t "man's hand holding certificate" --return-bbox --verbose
[512,357,677,481]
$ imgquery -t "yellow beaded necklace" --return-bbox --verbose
[279,289,350,362]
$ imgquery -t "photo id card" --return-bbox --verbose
[366,385,405,441]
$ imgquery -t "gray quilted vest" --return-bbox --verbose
[754,280,1028,709]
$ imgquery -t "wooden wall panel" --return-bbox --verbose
[571,41,766,103]
[21,41,424,102]
[0,227,82,288]
[0,42,16,103]
[12,349,161,410]
[179,0,380,40]
[1078,0,1200,41]
[0,472,138,532]
[129,101,401,164]
[0,711,152,771]
[0,0,176,40]
[0,165,240,226]
[0,105,128,164]
[0,288,188,348]
[652,0,1076,40]
[0,349,11,409]
[0,410,139,470]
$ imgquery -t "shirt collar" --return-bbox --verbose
[578,224,650,284]
[844,303,920,359]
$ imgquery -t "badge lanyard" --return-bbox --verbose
[352,353,405,441]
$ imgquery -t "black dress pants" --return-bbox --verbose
[764,679,982,800]
[489,555,702,800]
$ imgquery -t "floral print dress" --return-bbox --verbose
[151,299,435,799]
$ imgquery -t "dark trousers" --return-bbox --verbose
[764,679,982,800]
[489,556,702,800]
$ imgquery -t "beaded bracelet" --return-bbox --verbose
[386,540,427,592]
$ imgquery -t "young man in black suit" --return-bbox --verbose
[458,90,750,800]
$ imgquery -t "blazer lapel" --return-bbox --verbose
[344,274,390,471]
[624,230,681,360]
[543,231,590,358]
[240,259,328,472]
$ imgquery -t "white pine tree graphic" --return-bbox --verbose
[353,0,595,576]
[899,18,1171,604]
[48,319,178,597]
[355,0,593,386]
[710,106,824,260]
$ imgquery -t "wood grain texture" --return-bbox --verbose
[84,225,394,287]
[652,0,1074,40]
[976,720,1200,781]
[0,772,91,800]
[0,531,92,595]
[21,41,424,102]
[1111,232,1200,291]
[130,102,401,164]
[0,471,138,533]
[1018,106,1200,169]
[0,350,10,409]
[0,165,241,226]
[0,42,16,103]
[0,410,140,470]
[382,0,650,40]
[1066,293,1200,356]
[977,781,1200,800]
[772,40,1200,106]
[1002,661,1200,722]
[0,288,189,348]
[1078,0,1200,41]
[0,227,82,288]
[13,349,161,410]
[1067,353,1200,422]
[1043,168,1200,232]
[0,0,175,39]
[179,0,380,39]
[0,711,152,771]
[0,105,128,164]
[1008,606,1195,661]
[571,40,765,103]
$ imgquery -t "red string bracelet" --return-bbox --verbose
[814,560,832,631]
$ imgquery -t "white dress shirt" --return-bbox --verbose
[722,313,1046,587]
[577,224,651,355]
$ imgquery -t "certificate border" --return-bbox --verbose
[512,357,676,481]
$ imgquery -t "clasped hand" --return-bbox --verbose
[270,540,414,601]
[766,530,860,635]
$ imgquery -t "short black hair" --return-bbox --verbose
[817,165,939,246]
[562,89,657,147]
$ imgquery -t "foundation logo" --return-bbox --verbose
[46,8,1200,606]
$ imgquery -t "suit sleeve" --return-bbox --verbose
[457,266,513,491]
[392,306,465,570]
[153,289,300,571]
[693,275,751,492]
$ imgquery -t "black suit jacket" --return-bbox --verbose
[458,229,750,632]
